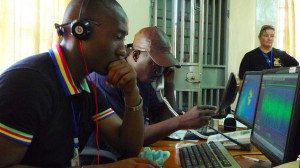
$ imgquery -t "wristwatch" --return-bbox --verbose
[125,96,143,112]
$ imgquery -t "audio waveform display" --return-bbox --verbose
[259,85,295,133]
[254,81,297,153]
[251,70,300,165]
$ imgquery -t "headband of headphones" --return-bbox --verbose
[79,0,90,21]
[55,0,91,40]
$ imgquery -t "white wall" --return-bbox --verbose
[117,0,151,44]
[228,0,256,108]
[228,0,256,82]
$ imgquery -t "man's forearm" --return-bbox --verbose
[143,117,180,146]
[120,89,144,157]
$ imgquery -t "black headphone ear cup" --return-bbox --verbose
[71,20,91,40]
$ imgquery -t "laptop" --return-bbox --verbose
[234,71,262,128]
[183,72,238,139]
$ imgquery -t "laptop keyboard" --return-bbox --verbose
[179,141,241,168]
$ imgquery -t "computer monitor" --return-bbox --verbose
[217,72,238,117]
[234,71,262,128]
[251,67,300,166]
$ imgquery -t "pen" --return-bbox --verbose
[241,155,263,163]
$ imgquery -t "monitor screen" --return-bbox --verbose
[234,71,261,128]
[251,67,300,166]
[218,72,238,116]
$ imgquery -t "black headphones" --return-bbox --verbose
[71,0,91,40]
[55,0,91,40]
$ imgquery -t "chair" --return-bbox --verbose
[80,146,118,165]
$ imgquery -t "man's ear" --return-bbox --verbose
[132,50,141,62]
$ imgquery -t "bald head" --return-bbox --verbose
[59,0,127,40]
[63,0,126,24]
[58,0,129,78]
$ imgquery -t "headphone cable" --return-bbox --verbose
[79,41,101,164]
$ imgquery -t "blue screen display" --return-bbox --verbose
[235,73,261,127]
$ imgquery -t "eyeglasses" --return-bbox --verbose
[55,19,101,37]
[125,44,133,56]
[55,19,100,29]
[152,64,170,75]
[137,50,170,76]
[141,51,169,75]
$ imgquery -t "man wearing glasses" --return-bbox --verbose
[89,27,216,154]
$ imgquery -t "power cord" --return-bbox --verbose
[232,153,264,157]
[232,153,266,163]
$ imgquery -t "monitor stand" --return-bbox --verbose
[250,161,272,168]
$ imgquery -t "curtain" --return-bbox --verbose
[283,0,299,58]
[0,0,70,73]
[294,0,300,60]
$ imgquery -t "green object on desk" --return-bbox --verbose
[139,147,170,166]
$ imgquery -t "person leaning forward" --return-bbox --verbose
[0,0,159,167]
[90,26,217,155]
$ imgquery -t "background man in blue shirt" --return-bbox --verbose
[90,27,216,153]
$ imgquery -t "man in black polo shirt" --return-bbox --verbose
[0,0,159,167]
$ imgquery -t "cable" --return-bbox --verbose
[232,154,266,163]
[232,153,264,157]
[208,125,250,151]
[240,156,265,163]
[79,41,100,164]
[159,90,209,139]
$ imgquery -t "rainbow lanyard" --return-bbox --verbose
[49,45,88,166]
[260,49,273,68]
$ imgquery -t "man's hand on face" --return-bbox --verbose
[105,59,138,94]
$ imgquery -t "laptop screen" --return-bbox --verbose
[218,72,238,116]
[251,67,300,166]
[234,71,261,128]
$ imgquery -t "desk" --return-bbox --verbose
[147,140,269,168]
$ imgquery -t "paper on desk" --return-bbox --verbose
[172,130,187,140]
[207,129,251,148]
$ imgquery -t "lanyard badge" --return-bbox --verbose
[70,101,81,167]
[71,146,80,167]
[260,49,273,68]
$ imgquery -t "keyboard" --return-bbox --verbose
[179,141,241,168]
[183,126,218,140]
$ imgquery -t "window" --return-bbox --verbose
[0,0,69,72]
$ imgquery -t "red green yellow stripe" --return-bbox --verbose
[0,123,33,145]
[93,108,115,121]
[53,44,79,94]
